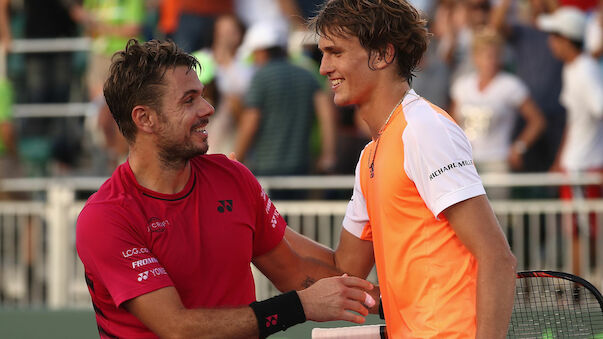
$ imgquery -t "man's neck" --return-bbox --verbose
[357,80,410,140]
[128,145,192,195]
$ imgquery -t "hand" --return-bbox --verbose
[508,149,523,171]
[297,274,374,324]
[317,152,336,174]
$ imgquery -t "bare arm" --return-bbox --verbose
[123,240,376,338]
[234,108,261,163]
[0,121,15,155]
[509,97,546,170]
[283,227,380,314]
[0,0,10,49]
[490,0,512,37]
[314,90,337,173]
[284,227,375,280]
[124,286,259,339]
[443,195,517,339]
[253,237,375,323]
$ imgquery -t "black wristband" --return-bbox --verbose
[379,297,384,319]
[249,291,307,339]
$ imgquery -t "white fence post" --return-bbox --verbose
[46,184,75,309]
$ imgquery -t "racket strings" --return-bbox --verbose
[508,277,603,338]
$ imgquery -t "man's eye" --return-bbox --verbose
[185,97,194,104]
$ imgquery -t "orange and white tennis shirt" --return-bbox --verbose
[344,90,486,338]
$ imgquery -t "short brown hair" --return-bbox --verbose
[309,0,429,81]
[103,39,199,142]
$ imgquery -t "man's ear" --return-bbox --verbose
[132,105,155,134]
[373,43,396,70]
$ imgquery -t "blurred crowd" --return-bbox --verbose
[0,0,601,198]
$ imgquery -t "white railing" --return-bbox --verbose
[0,173,602,309]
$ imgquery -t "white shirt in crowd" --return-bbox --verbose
[451,72,528,164]
[559,54,603,171]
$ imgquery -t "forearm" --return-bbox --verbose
[490,0,511,34]
[234,109,260,162]
[516,99,546,147]
[171,307,258,339]
[475,255,516,339]
[284,227,336,267]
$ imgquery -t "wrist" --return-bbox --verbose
[249,291,306,339]
[512,140,527,155]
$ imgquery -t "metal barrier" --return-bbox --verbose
[0,174,602,309]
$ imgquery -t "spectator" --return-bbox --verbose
[72,0,145,174]
[413,1,454,110]
[236,0,303,31]
[0,76,19,186]
[539,6,603,277]
[491,0,567,176]
[586,0,603,75]
[172,0,233,53]
[439,0,493,82]
[0,0,81,176]
[450,29,546,197]
[235,21,336,176]
[539,7,603,176]
[192,14,253,156]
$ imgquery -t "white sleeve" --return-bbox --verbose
[403,102,486,218]
[342,148,370,239]
[581,59,603,119]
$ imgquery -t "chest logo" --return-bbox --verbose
[147,217,170,233]
[217,200,233,213]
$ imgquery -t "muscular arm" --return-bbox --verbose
[123,242,376,338]
[282,227,380,314]
[443,195,517,339]
[124,287,259,339]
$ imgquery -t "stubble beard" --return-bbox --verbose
[156,135,208,170]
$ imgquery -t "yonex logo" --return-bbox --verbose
[265,314,278,327]
[137,267,167,282]
[138,271,149,282]
[217,200,233,213]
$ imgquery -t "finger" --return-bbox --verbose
[364,291,376,308]
[339,310,367,324]
[340,275,374,290]
[343,299,369,317]
[344,287,371,304]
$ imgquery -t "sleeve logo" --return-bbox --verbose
[429,160,474,181]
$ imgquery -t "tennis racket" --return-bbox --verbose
[510,270,603,338]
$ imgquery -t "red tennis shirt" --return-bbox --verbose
[76,155,286,338]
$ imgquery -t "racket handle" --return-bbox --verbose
[311,324,387,339]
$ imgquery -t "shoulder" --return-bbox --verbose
[403,98,467,151]
[192,155,261,192]
[497,72,523,86]
[451,74,476,95]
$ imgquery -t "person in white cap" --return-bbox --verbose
[235,21,336,179]
[539,6,603,276]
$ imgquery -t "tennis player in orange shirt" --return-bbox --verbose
[288,1,517,337]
